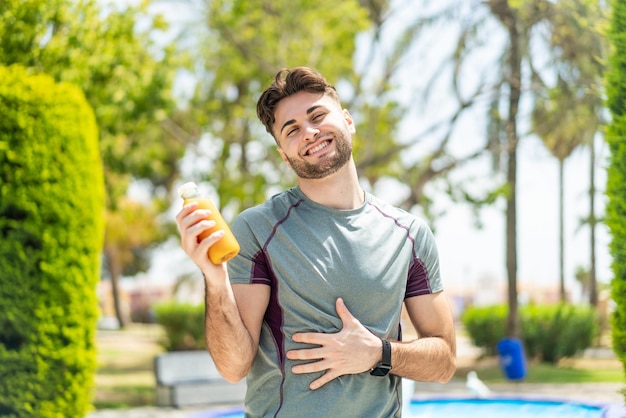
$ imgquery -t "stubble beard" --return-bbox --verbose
[285,131,353,180]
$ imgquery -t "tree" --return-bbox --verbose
[389,0,608,335]
[478,0,609,332]
[531,0,607,305]
[0,65,104,417]
[575,265,592,301]
[181,0,487,217]
[605,0,626,397]
[103,198,166,326]
[532,82,601,302]
[1,0,187,326]
[177,0,372,213]
[171,0,610,341]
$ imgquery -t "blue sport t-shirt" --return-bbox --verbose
[227,186,443,418]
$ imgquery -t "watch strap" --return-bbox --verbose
[370,338,392,376]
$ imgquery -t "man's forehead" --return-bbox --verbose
[274,92,337,122]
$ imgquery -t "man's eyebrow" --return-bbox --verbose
[280,119,296,134]
[279,105,324,134]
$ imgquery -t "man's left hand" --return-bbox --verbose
[286,298,382,390]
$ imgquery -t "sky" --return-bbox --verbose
[137,0,613,302]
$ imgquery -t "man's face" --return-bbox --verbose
[273,91,355,180]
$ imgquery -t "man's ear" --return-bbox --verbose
[277,147,291,168]
[344,109,356,134]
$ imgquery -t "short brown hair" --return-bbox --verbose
[256,67,340,138]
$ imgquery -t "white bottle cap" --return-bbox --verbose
[177,181,198,198]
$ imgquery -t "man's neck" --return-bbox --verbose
[297,159,364,210]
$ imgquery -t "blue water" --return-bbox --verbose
[191,398,608,418]
[408,398,604,418]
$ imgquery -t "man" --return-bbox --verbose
[176,67,456,417]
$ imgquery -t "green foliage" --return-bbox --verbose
[0,1,186,304]
[605,0,626,387]
[461,304,598,364]
[460,305,507,355]
[522,304,598,363]
[0,0,184,201]
[154,303,205,351]
[188,0,371,213]
[0,65,104,417]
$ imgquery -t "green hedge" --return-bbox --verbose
[154,303,205,351]
[461,304,598,364]
[461,305,507,356]
[605,0,626,389]
[0,65,105,417]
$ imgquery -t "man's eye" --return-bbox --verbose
[313,113,325,121]
[287,128,298,136]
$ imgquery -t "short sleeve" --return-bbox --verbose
[227,212,272,286]
[406,219,442,298]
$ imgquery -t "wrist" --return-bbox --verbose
[370,338,392,376]
[201,263,229,285]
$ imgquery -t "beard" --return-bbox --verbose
[284,130,353,180]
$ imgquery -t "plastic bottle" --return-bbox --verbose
[178,182,240,264]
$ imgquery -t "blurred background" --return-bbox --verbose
[92,0,612,332]
[2,0,624,414]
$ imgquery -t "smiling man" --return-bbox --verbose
[273,90,353,180]
[176,67,456,418]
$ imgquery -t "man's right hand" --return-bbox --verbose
[175,201,227,278]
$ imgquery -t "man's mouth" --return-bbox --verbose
[305,140,331,156]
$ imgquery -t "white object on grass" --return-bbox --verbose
[466,370,492,398]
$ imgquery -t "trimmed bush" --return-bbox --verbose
[0,65,105,417]
[154,303,205,351]
[462,304,598,364]
[460,305,507,356]
[605,0,626,392]
[522,304,598,363]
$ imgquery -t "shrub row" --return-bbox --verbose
[154,303,205,351]
[461,304,598,364]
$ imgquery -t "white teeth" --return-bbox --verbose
[308,141,329,155]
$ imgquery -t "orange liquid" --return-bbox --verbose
[185,197,240,264]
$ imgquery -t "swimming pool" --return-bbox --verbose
[188,396,626,418]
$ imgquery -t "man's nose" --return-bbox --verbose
[303,123,320,141]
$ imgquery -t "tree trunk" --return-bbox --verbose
[505,135,519,338]
[589,137,598,307]
[502,0,521,339]
[558,158,566,302]
[105,247,127,328]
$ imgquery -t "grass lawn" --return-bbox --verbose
[456,358,624,384]
[93,323,165,409]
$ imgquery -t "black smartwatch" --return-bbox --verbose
[370,338,392,376]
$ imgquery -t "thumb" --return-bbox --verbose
[336,298,357,326]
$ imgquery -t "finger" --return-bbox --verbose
[309,370,338,390]
[190,218,217,241]
[177,207,214,241]
[197,229,225,252]
[182,219,216,251]
[190,230,225,268]
[292,332,329,346]
[290,359,329,375]
[286,346,325,361]
[181,209,213,231]
[175,201,199,228]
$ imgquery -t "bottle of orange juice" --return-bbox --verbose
[178,182,240,264]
